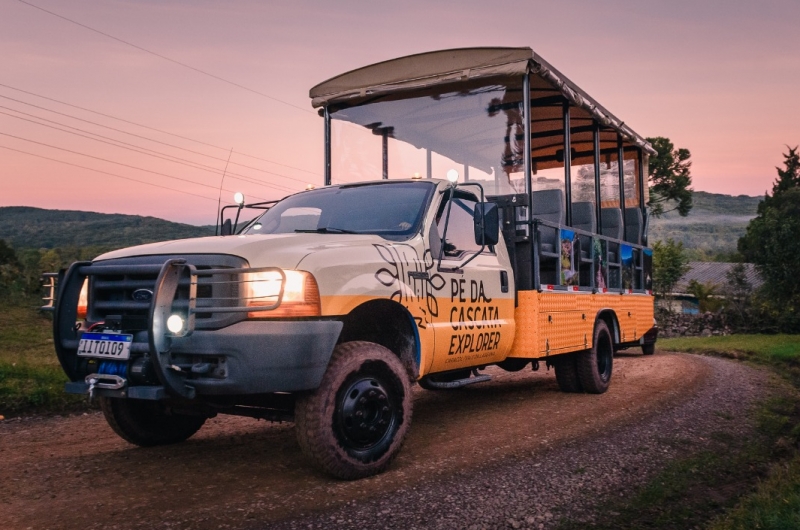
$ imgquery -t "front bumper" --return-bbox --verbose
[65,320,342,398]
[56,258,342,400]
[171,319,342,394]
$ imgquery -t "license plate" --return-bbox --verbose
[77,332,133,360]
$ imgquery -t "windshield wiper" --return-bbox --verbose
[295,227,359,234]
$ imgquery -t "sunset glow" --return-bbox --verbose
[2,0,798,224]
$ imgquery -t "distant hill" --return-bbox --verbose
[0,207,214,250]
[649,191,761,256]
[0,192,764,258]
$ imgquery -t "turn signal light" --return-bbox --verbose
[77,279,89,320]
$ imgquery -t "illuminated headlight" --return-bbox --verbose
[167,314,184,334]
[246,270,321,318]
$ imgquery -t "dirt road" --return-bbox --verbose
[1,353,733,529]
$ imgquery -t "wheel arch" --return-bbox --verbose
[337,299,420,382]
[595,309,620,346]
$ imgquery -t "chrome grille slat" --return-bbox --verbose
[86,254,248,330]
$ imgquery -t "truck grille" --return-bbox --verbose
[86,254,248,330]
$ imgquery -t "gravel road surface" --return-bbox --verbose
[0,352,784,530]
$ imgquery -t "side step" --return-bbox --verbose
[421,369,492,389]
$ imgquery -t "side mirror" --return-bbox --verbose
[473,202,499,246]
[220,219,233,236]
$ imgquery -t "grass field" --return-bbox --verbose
[660,335,800,364]
[0,297,87,416]
[658,336,800,530]
[559,334,800,530]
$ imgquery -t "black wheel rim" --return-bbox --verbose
[335,374,397,451]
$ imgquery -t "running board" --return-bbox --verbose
[422,369,492,389]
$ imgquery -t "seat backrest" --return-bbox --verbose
[572,201,596,233]
[532,189,564,225]
[624,207,643,245]
[600,208,623,240]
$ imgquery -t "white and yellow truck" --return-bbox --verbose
[47,48,657,479]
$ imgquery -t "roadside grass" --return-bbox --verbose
[557,395,798,530]
[660,335,800,369]
[559,334,800,530]
[0,296,88,416]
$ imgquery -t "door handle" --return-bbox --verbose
[500,270,509,293]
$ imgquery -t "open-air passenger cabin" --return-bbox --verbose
[310,47,656,294]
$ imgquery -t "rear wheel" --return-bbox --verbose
[100,397,206,447]
[576,321,614,394]
[642,343,656,355]
[554,354,583,393]
[295,341,412,480]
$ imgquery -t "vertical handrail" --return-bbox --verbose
[523,73,535,290]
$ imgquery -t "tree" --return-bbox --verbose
[646,136,694,217]
[686,280,723,313]
[652,238,689,305]
[772,145,800,195]
[0,239,22,295]
[739,188,800,313]
[739,148,800,331]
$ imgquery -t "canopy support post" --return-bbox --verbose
[426,149,432,178]
[563,100,572,227]
[618,134,626,240]
[638,148,646,217]
[324,107,331,186]
[523,73,532,199]
[382,129,388,179]
[594,123,602,234]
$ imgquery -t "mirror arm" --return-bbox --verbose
[436,182,487,274]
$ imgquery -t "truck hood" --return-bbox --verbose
[94,233,386,270]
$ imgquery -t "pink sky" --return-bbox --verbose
[2,0,798,225]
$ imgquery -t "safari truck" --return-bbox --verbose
[44,48,657,480]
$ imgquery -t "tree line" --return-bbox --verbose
[651,145,800,333]
[0,242,114,300]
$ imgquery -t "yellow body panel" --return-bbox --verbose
[508,292,654,359]
[427,296,516,374]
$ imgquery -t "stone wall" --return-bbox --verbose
[656,310,733,338]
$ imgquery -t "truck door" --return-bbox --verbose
[427,189,516,374]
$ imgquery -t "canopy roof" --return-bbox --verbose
[310,47,655,156]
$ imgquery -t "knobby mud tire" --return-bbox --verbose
[295,341,412,480]
[576,320,614,394]
[100,397,206,447]
[554,353,583,393]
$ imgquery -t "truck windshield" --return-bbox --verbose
[242,181,436,241]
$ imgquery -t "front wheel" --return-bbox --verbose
[576,320,614,394]
[100,397,206,447]
[295,341,412,480]
[642,343,656,355]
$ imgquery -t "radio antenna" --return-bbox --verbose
[215,148,234,235]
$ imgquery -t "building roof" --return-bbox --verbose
[675,262,763,294]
